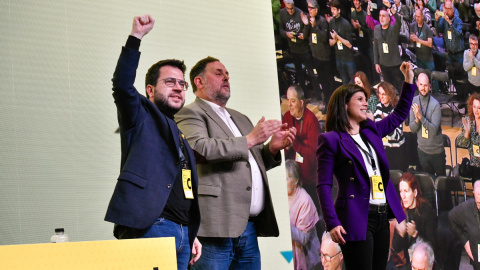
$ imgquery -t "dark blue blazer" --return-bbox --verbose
[105,46,200,247]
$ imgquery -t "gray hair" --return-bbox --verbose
[287,84,305,101]
[307,0,319,8]
[411,239,435,269]
[285,160,300,185]
[321,231,341,253]
[283,0,295,4]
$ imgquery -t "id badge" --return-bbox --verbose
[478,244,480,262]
[383,43,389,54]
[182,169,194,199]
[359,29,364,37]
[337,40,343,50]
[351,7,355,12]
[313,68,317,75]
[473,67,477,76]
[291,37,297,43]
[422,125,429,139]
[382,136,388,143]
[312,33,317,44]
[371,175,385,200]
[447,30,452,40]
[474,144,480,158]
[416,42,421,48]
[295,152,304,163]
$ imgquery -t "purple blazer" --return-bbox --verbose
[316,82,415,241]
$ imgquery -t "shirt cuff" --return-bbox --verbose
[125,35,141,50]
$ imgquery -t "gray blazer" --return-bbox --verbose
[175,98,281,238]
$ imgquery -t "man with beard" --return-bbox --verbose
[373,4,404,94]
[279,0,320,97]
[435,0,464,65]
[463,34,480,95]
[410,9,434,71]
[176,56,296,269]
[104,15,201,270]
[409,72,446,177]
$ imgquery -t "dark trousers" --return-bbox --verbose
[312,58,334,102]
[340,209,390,270]
[291,51,321,98]
[380,64,403,95]
[418,148,446,177]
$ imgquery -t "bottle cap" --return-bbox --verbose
[55,228,65,233]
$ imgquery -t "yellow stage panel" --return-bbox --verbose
[0,238,176,270]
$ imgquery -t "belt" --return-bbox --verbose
[369,203,388,214]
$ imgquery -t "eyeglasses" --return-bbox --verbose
[158,77,189,91]
[320,251,342,262]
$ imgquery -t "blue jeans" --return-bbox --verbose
[336,58,356,84]
[191,222,260,270]
[141,218,190,270]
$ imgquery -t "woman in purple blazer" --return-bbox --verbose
[316,62,415,270]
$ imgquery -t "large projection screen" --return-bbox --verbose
[0,0,292,268]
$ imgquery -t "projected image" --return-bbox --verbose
[273,0,479,269]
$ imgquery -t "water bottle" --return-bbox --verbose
[50,228,69,243]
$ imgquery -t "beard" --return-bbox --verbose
[153,91,185,117]
[205,80,230,107]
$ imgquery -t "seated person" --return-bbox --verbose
[390,172,437,269]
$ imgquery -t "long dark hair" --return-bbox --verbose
[399,172,428,212]
[325,84,367,133]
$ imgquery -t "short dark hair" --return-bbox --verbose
[189,56,220,93]
[325,84,367,133]
[329,0,341,9]
[144,59,186,97]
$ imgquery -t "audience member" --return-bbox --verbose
[415,0,432,27]
[320,231,344,270]
[282,85,321,212]
[393,0,412,37]
[409,72,446,177]
[470,3,480,36]
[457,92,480,181]
[373,5,405,93]
[286,160,321,270]
[304,0,334,101]
[352,0,376,84]
[354,71,378,120]
[410,9,435,71]
[410,239,435,270]
[449,180,480,270]
[279,0,319,96]
[374,81,407,170]
[329,0,357,84]
[464,34,480,95]
[391,172,437,269]
[435,0,465,65]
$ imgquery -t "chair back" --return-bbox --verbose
[435,176,466,216]
[413,172,437,213]
[443,134,453,176]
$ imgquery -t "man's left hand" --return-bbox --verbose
[189,237,202,266]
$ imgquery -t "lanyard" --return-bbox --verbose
[419,95,430,118]
[352,134,378,173]
[292,115,304,136]
[178,133,189,169]
[416,23,424,38]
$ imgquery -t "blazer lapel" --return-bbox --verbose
[195,98,235,137]
[338,131,369,178]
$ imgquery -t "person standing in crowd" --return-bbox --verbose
[435,0,464,65]
[392,0,412,38]
[352,0,375,84]
[283,85,321,215]
[449,180,480,270]
[354,71,378,120]
[374,81,407,170]
[176,56,295,269]
[373,4,404,94]
[409,72,446,177]
[410,9,435,71]
[457,93,480,181]
[319,232,344,270]
[464,34,480,95]
[391,172,437,268]
[303,0,334,101]
[286,160,321,270]
[329,0,356,84]
[470,3,480,37]
[410,239,435,270]
[415,0,432,26]
[104,15,201,269]
[279,0,319,96]
[316,62,415,270]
